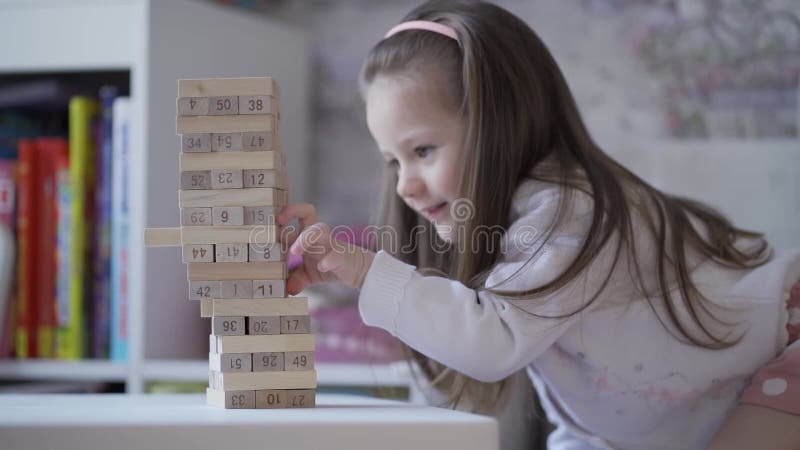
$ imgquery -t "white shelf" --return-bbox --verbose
[142,359,413,387]
[0,360,128,382]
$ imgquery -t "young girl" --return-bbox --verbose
[277,1,800,448]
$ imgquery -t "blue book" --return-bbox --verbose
[110,96,130,362]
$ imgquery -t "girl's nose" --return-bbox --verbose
[396,170,424,199]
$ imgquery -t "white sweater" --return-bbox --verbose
[358,178,800,450]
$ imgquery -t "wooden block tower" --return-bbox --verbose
[145,77,316,409]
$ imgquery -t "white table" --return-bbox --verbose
[0,393,498,450]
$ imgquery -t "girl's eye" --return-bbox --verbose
[414,146,434,158]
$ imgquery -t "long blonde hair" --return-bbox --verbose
[359,0,771,412]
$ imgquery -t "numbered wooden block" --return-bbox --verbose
[210,132,243,152]
[179,78,280,99]
[176,114,275,134]
[213,316,246,336]
[210,169,243,189]
[216,334,314,353]
[208,95,238,115]
[287,389,316,408]
[242,131,275,151]
[180,226,276,245]
[180,188,286,208]
[285,351,314,371]
[187,261,286,281]
[206,388,255,409]
[247,316,280,335]
[212,206,244,226]
[215,243,247,263]
[180,150,283,171]
[212,297,308,317]
[255,389,287,409]
[243,169,286,189]
[180,170,211,190]
[211,370,317,391]
[243,206,276,225]
[180,207,212,226]
[253,279,286,298]
[252,352,284,372]
[249,243,284,262]
[220,280,254,299]
[281,315,311,334]
[189,280,220,300]
[209,352,252,372]
[239,96,277,115]
[177,97,209,116]
[201,299,212,318]
[181,133,211,152]
[182,244,214,263]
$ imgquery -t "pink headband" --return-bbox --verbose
[384,20,459,43]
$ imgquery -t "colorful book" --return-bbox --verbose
[110,97,130,362]
[0,158,17,359]
[15,139,39,358]
[54,149,70,360]
[58,96,98,359]
[91,86,117,359]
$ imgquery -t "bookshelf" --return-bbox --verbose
[0,0,325,394]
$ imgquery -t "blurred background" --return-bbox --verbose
[0,0,796,446]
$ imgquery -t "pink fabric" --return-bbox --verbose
[739,281,800,415]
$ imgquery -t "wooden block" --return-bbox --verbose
[243,169,287,189]
[179,78,279,98]
[187,262,286,281]
[181,133,211,152]
[212,206,245,226]
[243,206,276,225]
[206,388,255,409]
[176,114,275,134]
[247,316,280,335]
[219,280,253,299]
[216,334,315,353]
[180,207,213,226]
[239,96,278,115]
[144,227,181,247]
[252,279,286,298]
[215,243,247,262]
[212,297,307,317]
[180,170,211,190]
[179,151,283,171]
[210,370,317,391]
[182,244,214,263]
[208,96,238,115]
[255,389,287,409]
[285,351,314,371]
[179,188,286,208]
[180,226,276,245]
[212,316,246,336]
[253,352,284,372]
[189,280,220,300]
[210,169,243,189]
[177,97,209,116]
[281,315,311,334]
[248,243,285,262]
[210,132,243,152]
[242,131,276,151]
[200,299,212,318]
[286,389,316,408]
[209,352,252,372]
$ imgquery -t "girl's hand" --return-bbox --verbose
[276,203,375,295]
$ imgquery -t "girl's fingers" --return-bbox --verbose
[317,245,375,289]
[291,222,332,257]
[276,203,318,228]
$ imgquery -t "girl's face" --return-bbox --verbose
[365,74,464,242]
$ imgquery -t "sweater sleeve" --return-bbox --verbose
[358,185,618,382]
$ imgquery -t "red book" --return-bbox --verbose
[35,138,67,358]
[15,139,39,358]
